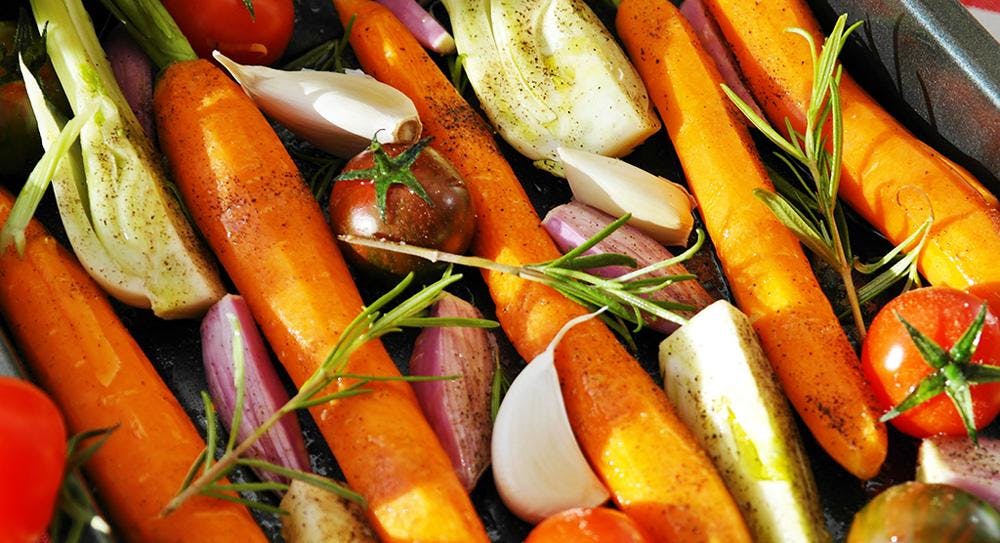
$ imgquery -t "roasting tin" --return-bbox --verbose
[3,0,999,540]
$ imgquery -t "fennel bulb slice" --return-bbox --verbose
[28,0,224,318]
[442,0,660,174]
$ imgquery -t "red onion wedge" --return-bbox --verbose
[375,0,456,54]
[679,0,765,120]
[918,436,1000,510]
[103,26,155,140]
[542,201,714,334]
[202,294,310,483]
[409,293,496,491]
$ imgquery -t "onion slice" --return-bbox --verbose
[375,0,456,54]
[409,293,496,491]
[558,147,695,247]
[542,201,713,333]
[492,310,610,524]
[103,26,155,140]
[202,294,310,482]
[918,436,1000,510]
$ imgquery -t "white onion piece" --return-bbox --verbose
[918,436,1000,510]
[409,293,496,491]
[492,310,610,524]
[558,147,695,247]
[542,201,713,333]
[214,51,421,158]
[679,0,765,120]
[375,0,456,54]
[202,294,310,483]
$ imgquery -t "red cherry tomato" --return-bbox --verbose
[525,508,652,543]
[162,0,295,65]
[330,142,476,279]
[861,287,1000,437]
[0,377,67,542]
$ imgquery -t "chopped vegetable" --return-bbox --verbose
[557,147,695,246]
[659,300,829,543]
[492,311,610,524]
[374,0,455,54]
[918,436,1000,511]
[440,0,660,173]
[202,294,311,483]
[331,138,475,278]
[280,479,377,543]
[214,52,422,158]
[0,377,66,543]
[409,293,497,491]
[847,482,1000,543]
[616,0,887,479]
[21,0,225,319]
[861,287,1000,441]
[541,201,712,334]
[0,189,266,541]
[333,0,752,538]
[703,0,1000,312]
[103,27,154,139]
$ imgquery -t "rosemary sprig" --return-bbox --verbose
[162,268,497,516]
[49,426,118,543]
[725,15,930,338]
[340,214,705,337]
[281,15,355,73]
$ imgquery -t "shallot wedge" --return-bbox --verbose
[202,294,310,483]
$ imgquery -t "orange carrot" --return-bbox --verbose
[153,59,487,542]
[616,0,887,479]
[702,0,1000,310]
[0,188,266,542]
[331,1,752,540]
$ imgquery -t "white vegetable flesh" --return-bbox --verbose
[659,301,829,543]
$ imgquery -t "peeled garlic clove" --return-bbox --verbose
[558,147,695,247]
[214,51,422,158]
[492,310,610,524]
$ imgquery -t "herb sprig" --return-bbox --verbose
[341,214,705,342]
[724,15,931,338]
[162,268,497,516]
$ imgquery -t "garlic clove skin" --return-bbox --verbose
[492,310,610,524]
[213,52,422,158]
[558,147,695,247]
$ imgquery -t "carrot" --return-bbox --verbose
[0,188,265,542]
[153,59,486,542]
[616,0,888,479]
[702,0,1000,310]
[331,1,752,540]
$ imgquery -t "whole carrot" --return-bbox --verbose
[331,1,752,540]
[703,0,1000,310]
[616,0,887,480]
[152,58,486,542]
[0,189,266,542]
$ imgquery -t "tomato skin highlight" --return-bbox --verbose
[861,287,1000,438]
[525,508,652,543]
[0,377,67,543]
[847,482,1000,543]
[330,143,476,279]
[161,0,294,65]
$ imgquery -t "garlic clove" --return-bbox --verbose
[558,146,695,247]
[492,310,610,524]
[213,51,422,158]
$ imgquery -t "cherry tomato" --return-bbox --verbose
[861,287,1000,438]
[0,377,67,542]
[162,0,294,65]
[848,482,1000,543]
[525,508,652,543]
[330,142,476,279]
